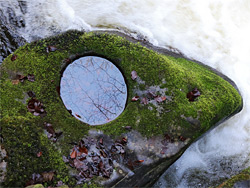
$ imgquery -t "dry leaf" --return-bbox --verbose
[17,74,27,82]
[155,96,167,103]
[79,146,88,155]
[27,74,35,82]
[135,160,144,163]
[27,98,46,117]
[187,88,201,101]
[75,114,82,118]
[178,136,186,142]
[37,151,42,157]
[70,149,77,159]
[11,54,17,61]
[131,96,140,101]
[161,96,167,101]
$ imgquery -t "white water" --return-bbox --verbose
[11,0,250,186]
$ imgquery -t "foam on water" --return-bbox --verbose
[15,0,250,186]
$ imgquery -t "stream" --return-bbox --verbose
[0,0,249,187]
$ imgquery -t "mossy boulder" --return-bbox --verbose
[0,30,242,187]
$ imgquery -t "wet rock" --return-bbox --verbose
[233,180,250,188]
[217,166,250,188]
[0,1,26,63]
[0,31,243,187]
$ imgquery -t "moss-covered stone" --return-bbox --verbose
[216,167,250,188]
[26,184,45,188]
[0,30,242,187]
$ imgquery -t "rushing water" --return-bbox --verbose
[1,0,250,187]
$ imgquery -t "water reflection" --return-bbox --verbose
[60,56,127,125]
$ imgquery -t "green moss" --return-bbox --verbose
[0,30,242,187]
[0,117,69,187]
[217,167,250,188]
[26,184,45,188]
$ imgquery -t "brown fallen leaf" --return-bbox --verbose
[79,146,88,155]
[44,122,63,142]
[79,139,85,148]
[187,88,201,101]
[27,98,46,117]
[17,74,27,82]
[161,96,167,101]
[131,96,140,101]
[75,114,82,118]
[44,123,56,136]
[37,151,42,157]
[155,96,167,103]
[127,159,144,170]
[122,137,127,144]
[135,160,144,163]
[67,109,72,115]
[98,160,104,169]
[100,149,107,158]
[27,74,35,82]
[70,149,77,159]
[79,156,87,161]
[178,136,186,142]
[11,54,17,61]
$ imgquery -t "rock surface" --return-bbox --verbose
[0,1,26,63]
[0,31,243,187]
[217,166,250,188]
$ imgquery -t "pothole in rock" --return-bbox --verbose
[60,56,127,125]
